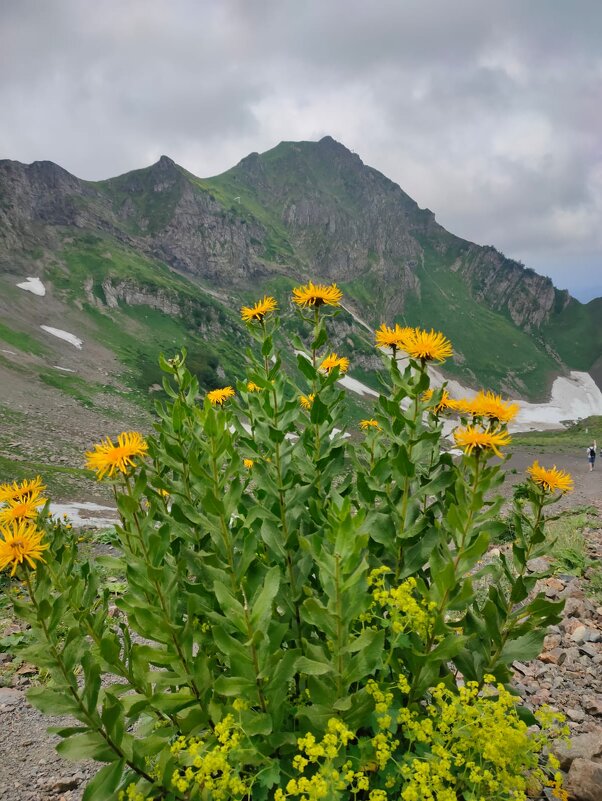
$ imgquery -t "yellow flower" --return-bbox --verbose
[240,295,277,322]
[360,419,381,430]
[527,461,573,494]
[320,352,349,374]
[403,328,453,363]
[451,397,475,416]
[207,386,235,406]
[0,520,48,576]
[423,388,455,414]
[454,426,511,458]
[85,432,148,480]
[243,458,254,469]
[470,390,519,424]
[375,323,414,351]
[0,494,45,525]
[0,476,45,504]
[247,381,262,392]
[292,281,342,308]
[300,393,315,409]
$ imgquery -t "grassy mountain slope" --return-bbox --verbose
[0,135,600,470]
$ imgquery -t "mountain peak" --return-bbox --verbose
[150,155,179,173]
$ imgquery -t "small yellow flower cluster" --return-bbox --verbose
[370,573,436,640]
[395,680,568,801]
[169,714,249,799]
[275,719,359,800]
[297,718,355,762]
[117,784,145,801]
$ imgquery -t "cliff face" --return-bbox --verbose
[0,137,599,398]
[0,141,565,328]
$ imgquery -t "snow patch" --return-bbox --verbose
[513,372,602,431]
[50,501,118,529]
[40,326,83,349]
[17,276,46,296]
[54,365,76,373]
[338,374,379,397]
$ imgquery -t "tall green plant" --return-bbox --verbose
[1,285,570,800]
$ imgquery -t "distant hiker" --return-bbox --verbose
[587,439,597,471]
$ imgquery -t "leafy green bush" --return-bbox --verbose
[2,289,571,800]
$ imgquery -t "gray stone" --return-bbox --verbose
[565,758,602,801]
[565,597,586,617]
[528,557,550,573]
[583,698,602,717]
[0,688,22,708]
[552,727,602,770]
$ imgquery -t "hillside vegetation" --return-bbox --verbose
[0,137,600,487]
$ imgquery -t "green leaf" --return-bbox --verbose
[27,687,80,716]
[213,676,258,696]
[82,759,125,801]
[251,567,280,628]
[296,353,316,381]
[310,395,330,425]
[57,731,116,762]
[296,656,332,675]
[500,631,546,664]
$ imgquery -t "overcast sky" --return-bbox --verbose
[1,1,601,301]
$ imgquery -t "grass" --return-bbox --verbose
[0,454,95,499]
[545,506,602,600]
[0,321,49,358]
[511,416,602,451]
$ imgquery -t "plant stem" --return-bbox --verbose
[24,572,155,785]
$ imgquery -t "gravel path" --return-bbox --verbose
[0,686,97,801]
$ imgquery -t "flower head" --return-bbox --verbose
[0,521,48,576]
[360,419,381,431]
[292,281,342,308]
[243,458,255,469]
[207,386,235,406]
[300,393,315,410]
[246,381,262,392]
[0,494,45,525]
[527,461,573,494]
[0,477,45,504]
[320,353,349,374]
[470,391,519,424]
[422,388,455,415]
[404,328,453,363]
[375,323,414,351]
[454,425,511,458]
[85,432,148,480]
[240,296,277,323]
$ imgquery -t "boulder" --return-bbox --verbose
[552,727,602,771]
[565,758,602,800]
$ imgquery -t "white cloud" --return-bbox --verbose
[1,0,601,298]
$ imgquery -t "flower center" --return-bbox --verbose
[10,538,26,557]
